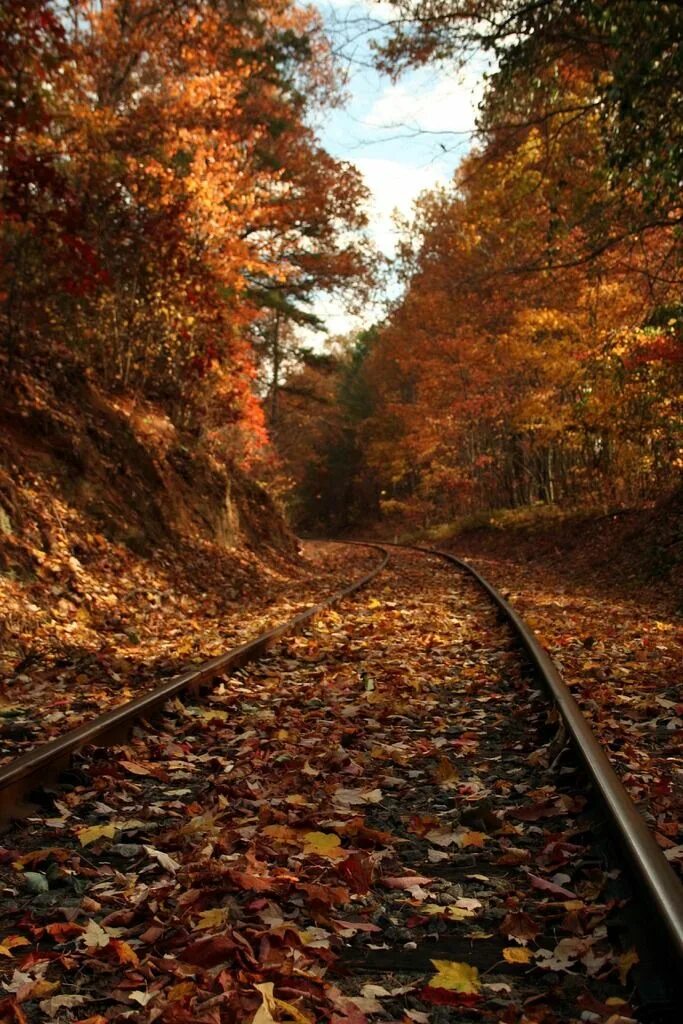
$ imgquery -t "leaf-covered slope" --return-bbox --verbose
[0,348,296,570]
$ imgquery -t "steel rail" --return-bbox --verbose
[396,541,683,972]
[0,543,389,822]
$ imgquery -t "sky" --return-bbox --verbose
[303,0,486,342]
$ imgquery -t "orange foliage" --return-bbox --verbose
[0,1,371,464]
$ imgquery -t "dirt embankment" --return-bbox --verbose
[0,349,381,754]
[0,348,296,571]
[450,496,683,616]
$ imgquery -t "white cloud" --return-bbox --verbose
[302,293,377,343]
[318,0,396,20]
[366,67,483,137]
[297,156,447,347]
[355,155,447,257]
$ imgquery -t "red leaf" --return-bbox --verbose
[45,923,85,942]
[338,853,373,894]
[298,882,350,907]
[228,870,278,893]
[526,872,577,898]
[420,986,481,1007]
[0,997,27,1023]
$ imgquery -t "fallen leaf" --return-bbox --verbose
[348,995,384,1014]
[22,871,49,893]
[333,787,382,806]
[129,991,156,1007]
[45,923,84,943]
[77,824,117,847]
[618,948,639,986]
[252,982,313,1024]
[500,911,538,943]
[459,830,486,847]
[382,875,433,890]
[503,946,534,964]
[196,908,229,930]
[79,920,111,950]
[119,761,153,776]
[421,904,474,921]
[427,960,481,994]
[0,938,30,958]
[39,995,88,1017]
[110,940,139,965]
[301,832,344,859]
[143,845,180,872]
[338,853,374,893]
[526,871,577,898]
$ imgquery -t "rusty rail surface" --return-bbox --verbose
[0,543,388,821]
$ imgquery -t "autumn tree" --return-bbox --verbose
[0,2,78,360]
[1,0,373,465]
[286,13,681,530]
[379,1,683,255]
[274,331,380,531]
[282,0,674,529]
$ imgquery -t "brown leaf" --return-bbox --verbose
[499,912,538,943]
[182,934,238,967]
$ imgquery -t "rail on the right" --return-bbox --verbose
[423,545,683,971]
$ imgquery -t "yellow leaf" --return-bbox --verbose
[0,936,30,957]
[252,982,313,1024]
[460,831,486,848]
[422,904,474,920]
[618,948,639,986]
[168,981,196,1002]
[77,824,117,847]
[428,960,481,994]
[301,832,344,859]
[196,908,228,930]
[503,946,533,964]
[29,979,60,999]
[200,709,228,722]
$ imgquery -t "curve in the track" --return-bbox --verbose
[366,539,683,977]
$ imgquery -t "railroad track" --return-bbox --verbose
[0,542,680,1022]
[0,543,389,819]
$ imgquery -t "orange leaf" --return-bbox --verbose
[110,940,139,965]
[120,761,153,776]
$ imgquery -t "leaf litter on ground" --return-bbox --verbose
[0,549,648,1022]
